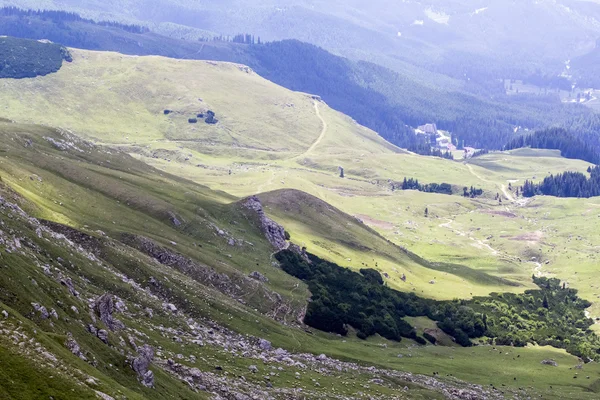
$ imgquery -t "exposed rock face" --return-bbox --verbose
[121,234,297,321]
[242,196,288,251]
[93,294,125,331]
[132,345,155,388]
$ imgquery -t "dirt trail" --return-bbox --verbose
[293,101,327,159]
[438,218,498,255]
[255,101,326,194]
[466,164,517,203]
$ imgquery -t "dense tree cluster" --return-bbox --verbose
[504,128,600,164]
[392,178,454,195]
[275,250,600,360]
[522,73,571,91]
[521,166,600,198]
[0,37,71,79]
[471,276,598,360]
[463,186,484,198]
[470,149,489,158]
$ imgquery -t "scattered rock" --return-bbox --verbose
[132,345,155,388]
[541,359,558,367]
[248,365,258,373]
[97,329,109,344]
[248,271,269,283]
[31,303,49,319]
[163,303,178,313]
[94,391,115,400]
[258,339,272,351]
[65,333,87,361]
[60,275,80,297]
[93,294,125,331]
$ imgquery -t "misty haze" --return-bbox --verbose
[0,1,599,399]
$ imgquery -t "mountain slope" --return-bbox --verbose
[6,0,600,81]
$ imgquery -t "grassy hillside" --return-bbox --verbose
[0,47,598,397]
[0,121,599,399]
[1,47,597,309]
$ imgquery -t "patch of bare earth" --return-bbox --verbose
[511,231,544,242]
[480,210,517,218]
[355,214,395,230]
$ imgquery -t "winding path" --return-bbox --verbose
[293,101,327,159]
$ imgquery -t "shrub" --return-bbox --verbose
[423,332,437,344]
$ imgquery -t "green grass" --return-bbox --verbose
[0,50,600,397]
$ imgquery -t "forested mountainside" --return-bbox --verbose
[3,8,600,153]
[3,0,600,84]
[571,38,600,89]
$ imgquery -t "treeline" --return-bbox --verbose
[521,166,600,198]
[231,34,262,45]
[391,178,483,197]
[504,128,600,164]
[470,149,489,158]
[522,73,572,91]
[0,7,148,34]
[463,186,484,198]
[275,250,483,345]
[275,250,600,361]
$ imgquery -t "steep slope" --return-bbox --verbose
[5,114,590,400]
[258,189,520,295]
[0,122,599,399]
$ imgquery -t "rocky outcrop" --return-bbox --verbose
[541,359,558,367]
[242,196,288,250]
[248,271,269,282]
[121,234,298,321]
[132,345,155,388]
[31,303,49,319]
[65,333,86,361]
[93,294,125,331]
[287,243,311,264]
[59,274,79,297]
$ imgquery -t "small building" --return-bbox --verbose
[417,123,438,135]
